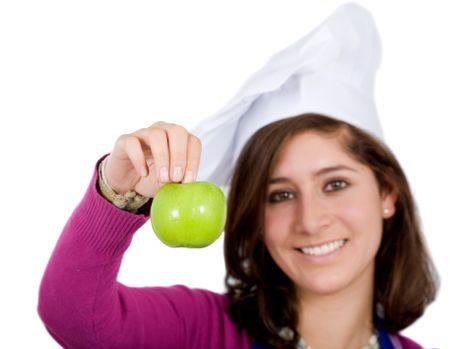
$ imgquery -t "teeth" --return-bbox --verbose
[300,239,346,256]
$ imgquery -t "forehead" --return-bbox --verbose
[272,131,359,172]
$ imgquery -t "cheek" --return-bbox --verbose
[264,202,297,225]
[264,206,293,245]
[339,201,372,226]
[337,194,383,248]
[336,186,381,222]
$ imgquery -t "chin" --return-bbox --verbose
[295,262,375,297]
[296,272,355,296]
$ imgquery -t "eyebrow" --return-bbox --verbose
[268,165,358,184]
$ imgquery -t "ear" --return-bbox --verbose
[381,189,397,219]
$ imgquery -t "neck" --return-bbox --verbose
[297,266,375,349]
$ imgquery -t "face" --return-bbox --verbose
[264,131,396,297]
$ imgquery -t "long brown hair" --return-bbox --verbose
[224,114,439,348]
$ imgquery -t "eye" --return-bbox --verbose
[267,191,295,203]
[324,180,348,192]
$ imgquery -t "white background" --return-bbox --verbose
[1,0,448,347]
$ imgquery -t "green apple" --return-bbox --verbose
[150,181,227,248]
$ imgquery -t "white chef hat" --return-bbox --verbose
[189,2,383,194]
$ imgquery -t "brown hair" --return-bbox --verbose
[224,114,439,348]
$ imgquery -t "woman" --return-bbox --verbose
[224,114,438,348]
[37,115,437,349]
[38,3,438,349]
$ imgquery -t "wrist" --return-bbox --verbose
[97,156,150,213]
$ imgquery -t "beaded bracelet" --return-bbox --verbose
[98,156,150,213]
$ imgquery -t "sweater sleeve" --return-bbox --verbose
[37,156,250,349]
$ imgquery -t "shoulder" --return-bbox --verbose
[391,332,423,349]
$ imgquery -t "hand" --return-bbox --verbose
[105,122,202,199]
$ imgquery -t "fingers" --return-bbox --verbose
[106,133,151,194]
[108,121,202,197]
[122,135,149,177]
[165,124,188,182]
[135,122,201,184]
[183,135,202,183]
[146,128,170,182]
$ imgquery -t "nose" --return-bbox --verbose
[292,192,331,235]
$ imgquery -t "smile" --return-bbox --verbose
[297,239,348,256]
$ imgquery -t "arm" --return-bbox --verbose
[38,123,250,348]
[38,157,211,348]
[38,157,153,348]
[38,120,200,348]
[38,158,250,349]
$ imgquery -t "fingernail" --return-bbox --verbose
[160,167,169,182]
[184,170,194,183]
[173,166,183,182]
[140,166,148,177]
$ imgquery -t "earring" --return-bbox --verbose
[383,208,389,215]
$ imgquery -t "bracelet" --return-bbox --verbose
[98,156,150,213]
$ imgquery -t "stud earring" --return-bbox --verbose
[383,208,389,215]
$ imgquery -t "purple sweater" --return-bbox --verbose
[38,158,423,349]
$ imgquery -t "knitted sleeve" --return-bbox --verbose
[37,156,249,349]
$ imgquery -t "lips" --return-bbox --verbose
[296,239,348,256]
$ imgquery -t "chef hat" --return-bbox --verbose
[189,2,383,193]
